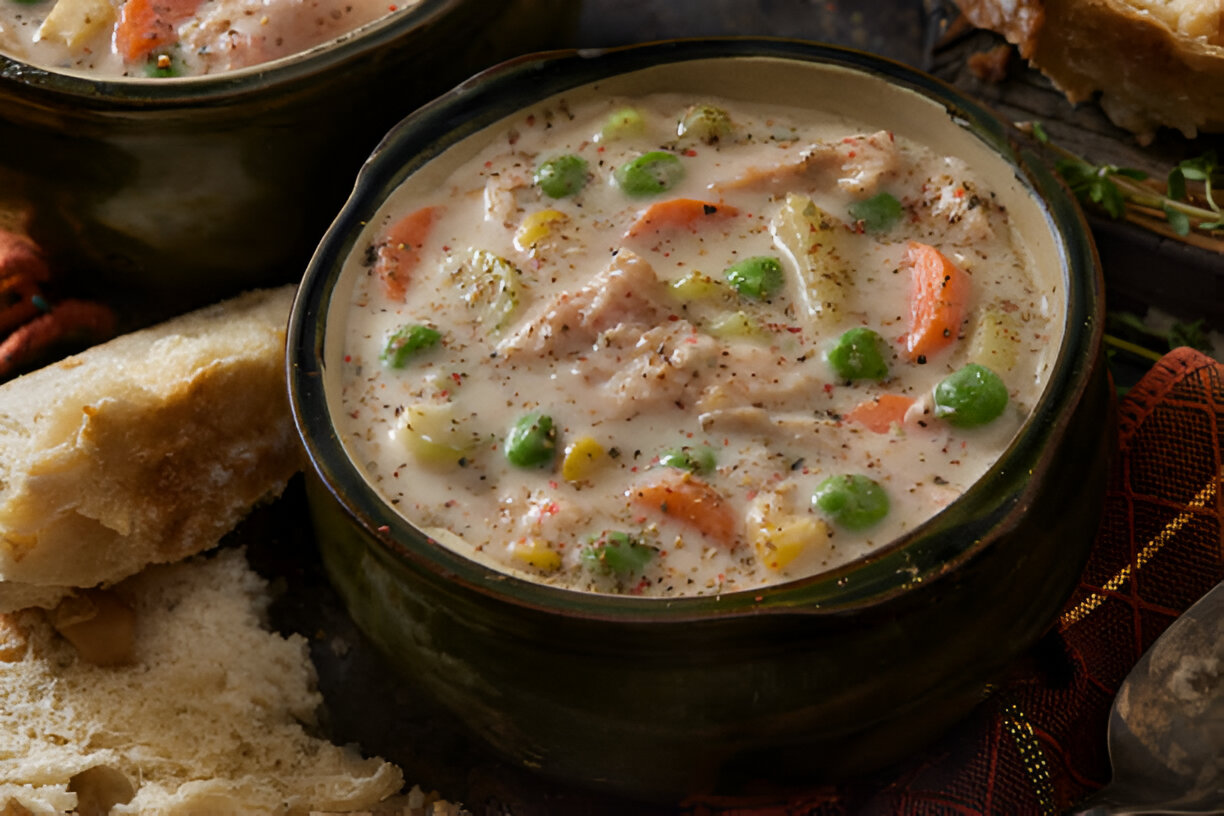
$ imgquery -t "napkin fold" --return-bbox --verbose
[685,347,1224,815]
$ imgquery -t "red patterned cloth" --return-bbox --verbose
[684,348,1224,815]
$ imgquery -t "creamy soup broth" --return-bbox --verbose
[0,0,415,76]
[333,87,1064,597]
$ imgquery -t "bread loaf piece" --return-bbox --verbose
[0,547,404,815]
[954,0,1224,141]
[0,285,303,612]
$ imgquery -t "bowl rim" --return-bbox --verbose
[288,36,1105,622]
[0,0,463,104]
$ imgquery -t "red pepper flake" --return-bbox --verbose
[545,502,560,515]
[786,326,802,334]
[377,525,390,534]
[954,188,965,198]
[484,160,493,168]
[823,383,835,394]
[526,114,536,126]
[846,150,857,159]
[387,3,396,8]
[597,145,605,153]
[548,480,559,489]
[754,595,764,603]
[683,148,698,157]
[344,354,352,362]
[451,372,462,384]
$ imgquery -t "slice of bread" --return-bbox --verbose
[954,0,1224,140]
[0,547,404,815]
[0,285,304,613]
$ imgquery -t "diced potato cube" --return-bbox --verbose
[450,248,523,331]
[37,0,115,48]
[967,308,1021,372]
[393,403,473,467]
[508,538,562,571]
[708,310,764,340]
[769,192,850,320]
[561,436,606,483]
[514,208,568,252]
[669,271,735,303]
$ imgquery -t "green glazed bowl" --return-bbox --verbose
[288,39,1111,800]
[0,0,575,313]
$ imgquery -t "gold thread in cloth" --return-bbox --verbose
[1060,471,1220,628]
[1001,701,1057,815]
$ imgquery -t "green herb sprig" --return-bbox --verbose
[1022,122,1224,241]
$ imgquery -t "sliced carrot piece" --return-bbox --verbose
[114,0,202,61]
[624,198,739,239]
[904,241,971,362]
[628,471,738,549]
[374,206,441,302]
[845,393,915,433]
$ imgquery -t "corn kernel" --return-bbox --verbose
[750,516,830,571]
[508,538,562,571]
[561,436,606,482]
[746,492,831,571]
[514,209,568,252]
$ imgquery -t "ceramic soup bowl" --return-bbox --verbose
[288,39,1110,799]
[0,0,575,313]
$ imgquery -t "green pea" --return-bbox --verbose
[724,256,784,299]
[677,104,732,144]
[381,324,441,368]
[581,531,654,575]
[504,412,557,468]
[614,151,684,197]
[657,445,716,474]
[933,363,1009,427]
[826,327,889,381]
[812,474,889,531]
[534,154,588,198]
[847,192,903,233]
[600,107,646,141]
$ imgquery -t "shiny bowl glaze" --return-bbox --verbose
[288,39,1111,800]
[0,0,575,313]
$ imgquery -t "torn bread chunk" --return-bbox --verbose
[953,0,1224,140]
[0,547,403,815]
[0,285,303,613]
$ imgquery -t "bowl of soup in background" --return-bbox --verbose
[288,39,1111,799]
[0,0,576,315]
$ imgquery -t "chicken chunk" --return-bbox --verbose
[497,250,671,359]
[712,130,901,198]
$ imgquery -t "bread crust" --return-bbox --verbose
[954,0,1224,140]
[0,286,303,612]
